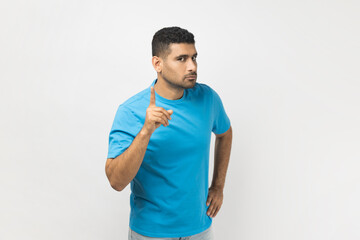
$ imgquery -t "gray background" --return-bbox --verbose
[1,0,359,239]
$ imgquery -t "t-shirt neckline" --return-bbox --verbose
[149,79,187,104]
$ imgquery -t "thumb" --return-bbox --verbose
[167,109,173,115]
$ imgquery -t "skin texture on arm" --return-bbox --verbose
[206,125,233,218]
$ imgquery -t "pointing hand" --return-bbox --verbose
[143,87,173,135]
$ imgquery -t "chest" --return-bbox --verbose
[147,101,213,157]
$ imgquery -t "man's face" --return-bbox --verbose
[160,43,198,89]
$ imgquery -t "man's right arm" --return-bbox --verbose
[105,86,173,191]
[105,127,152,191]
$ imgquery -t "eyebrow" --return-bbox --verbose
[175,53,198,58]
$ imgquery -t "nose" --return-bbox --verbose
[187,58,197,72]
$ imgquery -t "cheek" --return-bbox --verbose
[164,64,182,77]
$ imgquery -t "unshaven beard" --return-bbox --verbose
[162,76,196,89]
[162,73,197,90]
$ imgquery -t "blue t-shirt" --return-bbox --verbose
[107,79,231,238]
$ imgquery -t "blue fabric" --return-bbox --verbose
[128,225,214,239]
[107,79,231,238]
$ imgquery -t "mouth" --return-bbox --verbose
[185,75,197,80]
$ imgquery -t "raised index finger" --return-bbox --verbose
[149,87,156,106]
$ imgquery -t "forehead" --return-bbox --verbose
[167,43,197,56]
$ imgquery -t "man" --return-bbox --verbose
[105,26,232,240]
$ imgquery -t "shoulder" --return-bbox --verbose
[122,87,149,107]
[113,86,150,121]
[189,82,216,96]
[116,86,150,112]
[190,82,222,102]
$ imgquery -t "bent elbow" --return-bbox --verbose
[105,157,129,192]
[106,173,126,192]
[110,181,125,192]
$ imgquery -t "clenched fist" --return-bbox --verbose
[142,86,173,135]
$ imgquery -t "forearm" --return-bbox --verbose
[106,127,152,191]
[211,129,232,190]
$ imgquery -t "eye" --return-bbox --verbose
[178,57,185,61]
[192,56,197,61]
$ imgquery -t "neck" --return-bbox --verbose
[154,76,184,100]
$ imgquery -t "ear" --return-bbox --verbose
[152,56,162,73]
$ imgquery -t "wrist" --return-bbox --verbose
[139,126,153,138]
[210,184,224,191]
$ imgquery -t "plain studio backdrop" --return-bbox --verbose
[0,0,359,239]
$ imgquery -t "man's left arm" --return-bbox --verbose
[207,125,233,218]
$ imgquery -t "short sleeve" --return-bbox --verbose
[107,105,141,159]
[211,88,231,135]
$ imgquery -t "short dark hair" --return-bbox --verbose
[152,26,195,58]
